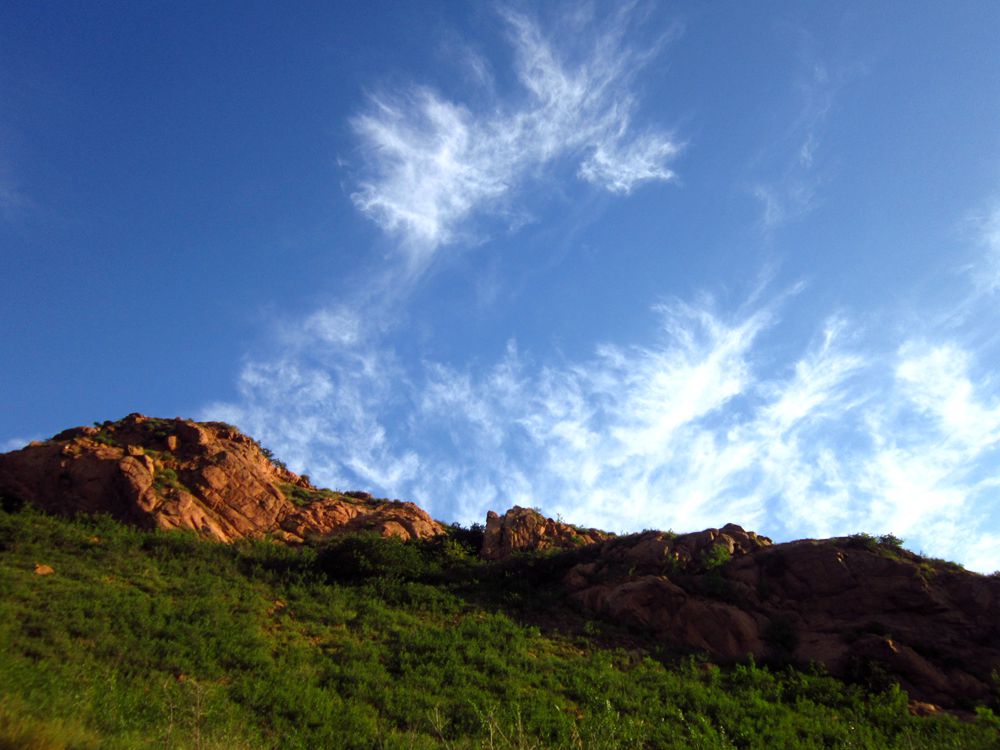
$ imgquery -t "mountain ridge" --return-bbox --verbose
[2,414,999,712]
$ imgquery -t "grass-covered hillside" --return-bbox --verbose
[1,503,998,750]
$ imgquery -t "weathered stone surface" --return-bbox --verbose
[480,505,614,560]
[555,525,1000,708]
[476,504,997,708]
[0,414,444,544]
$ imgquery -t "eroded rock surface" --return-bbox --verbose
[0,414,444,544]
[560,528,1000,708]
[478,505,1000,707]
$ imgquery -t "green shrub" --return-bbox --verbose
[446,522,485,555]
[153,466,189,493]
[701,542,732,570]
[286,485,312,506]
[878,533,904,549]
[258,444,287,471]
[0,696,102,750]
[846,532,879,552]
[316,532,441,582]
[90,430,120,448]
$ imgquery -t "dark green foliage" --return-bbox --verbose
[281,483,313,506]
[446,521,485,555]
[701,542,732,570]
[845,535,970,576]
[846,655,900,695]
[924,557,966,573]
[317,532,440,582]
[1,506,997,749]
[153,466,188,494]
[90,430,121,448]
[845,533,908,561]
[278,483,342,507]
[257,445,287,471]
[277,484,377,509]
[878,533,904,549]
[141,419,173,440]
[846,532,880,552]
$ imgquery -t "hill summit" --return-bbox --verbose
[0,413,442,543]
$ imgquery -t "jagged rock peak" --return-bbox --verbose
[0,414,444,544]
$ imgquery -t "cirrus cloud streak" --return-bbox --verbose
[349,5,682,268]
[203,292,1000,573]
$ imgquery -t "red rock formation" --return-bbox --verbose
[560,528,1000,708]
[0,414,444,544]
[480,505,614,560]
[473,506,1000,707]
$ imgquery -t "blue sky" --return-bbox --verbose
[3,2,1000,570]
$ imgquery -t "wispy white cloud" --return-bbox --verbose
[968,200,1000,295]
[349,5,681,267]
[203,290,1000,572]
[206,19,1000,571]
[848,342,1000,546]
[1,436,33,453]
[299,306,364,347]
[896,343,1000,453]
[965,532,1000,575]
[578,131,681,194]
[206,353,421,492]
[751,33,859,230]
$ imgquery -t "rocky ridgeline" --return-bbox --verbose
[484,506,1000,709]
[1,417,999,709]
[0,414,443,543]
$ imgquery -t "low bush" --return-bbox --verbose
[878,533,904,549]
[257,444,287,471]
[153,466,188,493]
[701,542,732,570]
[845,532,879,552]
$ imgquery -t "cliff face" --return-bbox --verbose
[0,414,443,543]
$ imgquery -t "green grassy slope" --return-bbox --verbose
[1,504,998,750]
